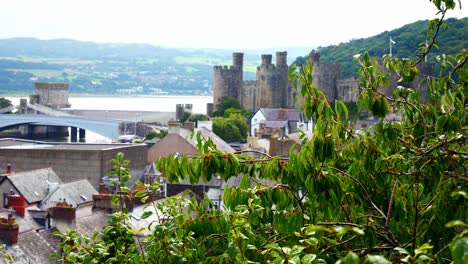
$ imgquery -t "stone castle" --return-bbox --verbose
[211,51,360,113]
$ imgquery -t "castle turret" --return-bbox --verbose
[309,51,320,65]
[261,54,272,65]
[256,52,290,109]
[233,52,244,81]
[276,51,287,66]
[212,53,244,111]
[233,53,244,69]
[309,51,340,100]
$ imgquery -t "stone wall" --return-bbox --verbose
[241,81,258,112]
[34,82,70,109]
[337,79,360,102]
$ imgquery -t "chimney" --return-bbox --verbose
[8,191,27,217]
[6,164,11,174]
[99,182,107,194]
[167,120,180,135]
[269,134,279,157]
[0,214,19,245]
[92,193,133,212]
[48,199,76,222]
[184,121,195,132]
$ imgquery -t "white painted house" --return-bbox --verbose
[250,108,313,137]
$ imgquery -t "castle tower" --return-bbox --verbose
[308,52,340,101]
[256,52,290,109]
[261,54,273,65]
[233,52,244,80]
[212,53,244,110]
[276,51,287,66]
[34,82,71,109]
[309,51,320,66]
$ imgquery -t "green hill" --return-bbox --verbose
[294,17,468,79]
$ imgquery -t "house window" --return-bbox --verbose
[3,193,8,207]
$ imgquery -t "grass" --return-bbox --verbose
[4,68,87,78]
[0,56,94,65]
[174,56,226,65]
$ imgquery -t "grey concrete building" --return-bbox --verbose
[0,139,148,188]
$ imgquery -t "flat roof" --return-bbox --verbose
[0,138,145,151]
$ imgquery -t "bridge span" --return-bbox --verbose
[0,114,121,140]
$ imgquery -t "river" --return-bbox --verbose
[5,95,213,114]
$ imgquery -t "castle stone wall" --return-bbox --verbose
[309,52,341,100]
[34,82,71,109]
[241,81,258,112]
[337,79,360,102]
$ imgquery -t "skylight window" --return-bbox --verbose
[34,191,39,196]
[80,195,88,201]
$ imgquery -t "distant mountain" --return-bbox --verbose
[0,17,466,95]
[294,17,468,78]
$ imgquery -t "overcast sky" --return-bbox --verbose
[1,0,466,49]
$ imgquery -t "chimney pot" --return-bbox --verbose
[0,219,19,245]
[6,164,11,174]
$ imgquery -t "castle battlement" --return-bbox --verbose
[213,65,241,75]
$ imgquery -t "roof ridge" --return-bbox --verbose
[7,167,53,176]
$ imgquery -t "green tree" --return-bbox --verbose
[0,97,12,110]
[212,96,241,117]
[50,1,467,263]
[212,113,248,142]
[212,115,242,142]
[179,111,191,123]
[145,129,168,140]
[188,113,210,127]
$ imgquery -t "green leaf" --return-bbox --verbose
[111,195,120,206]
[445,220,466,228]
[340,252,360,264]
[365,255,391,264]
[141,211,153,219]
[302,254,317,264]
[335,100,349,119]
[394,247,410,256]
[450,236,468,264]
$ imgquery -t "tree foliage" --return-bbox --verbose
[0,97,12,108]
[49,1,467,263]
[212,96,242,117]
[293,17,468,79]
[212,113,248,142]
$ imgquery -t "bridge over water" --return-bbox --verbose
[0,114,121,141]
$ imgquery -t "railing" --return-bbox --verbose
[27,103,73,117]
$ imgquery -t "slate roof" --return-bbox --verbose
[0,230,58,264]
[264,120,288,128]
[179,127,236,154]
[0,207,42,235]
[259,108,302,122]
[3,168,62,204]
[49,180,98,207]
[75,209,111,237]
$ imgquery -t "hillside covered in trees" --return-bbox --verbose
[294,17,468,79]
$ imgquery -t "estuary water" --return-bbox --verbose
[5,95,213,114]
